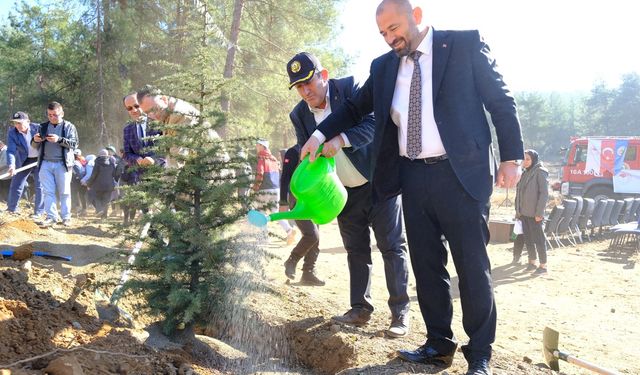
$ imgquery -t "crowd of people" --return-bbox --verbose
[1,85,212,226]
[1,101,142,226]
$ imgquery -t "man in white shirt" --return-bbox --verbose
[287,52,411,338]
[301,1,524,374]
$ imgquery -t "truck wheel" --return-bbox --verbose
[585,186,614,202]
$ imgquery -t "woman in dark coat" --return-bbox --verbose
[87,149,117,218]
[515,149,550,274]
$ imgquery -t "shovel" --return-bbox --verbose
[1,248,72,262]
[543,327,620,374]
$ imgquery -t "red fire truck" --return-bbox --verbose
[558,136,640,200]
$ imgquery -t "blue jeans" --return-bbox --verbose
[39,160,72,220]
[7,157,43,214]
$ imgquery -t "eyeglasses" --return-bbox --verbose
[126,104,140,111]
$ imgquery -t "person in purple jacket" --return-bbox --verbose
[122,93,164,184]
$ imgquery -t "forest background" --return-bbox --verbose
[0,0,639,167]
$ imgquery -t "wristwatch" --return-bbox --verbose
[506,160,522,166]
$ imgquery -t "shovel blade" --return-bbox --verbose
[543,327,560,371]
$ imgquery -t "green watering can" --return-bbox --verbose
[248,149,347,226]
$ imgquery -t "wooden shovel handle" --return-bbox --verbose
[556,350,620,375]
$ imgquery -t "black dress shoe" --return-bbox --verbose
[466,358,492,375]
[397,344,456,366]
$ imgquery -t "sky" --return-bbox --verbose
[337,0,640,92]
[2,0,638,93]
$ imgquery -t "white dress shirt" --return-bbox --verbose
[20,128,40,158]
[391,27,446,158]
[309,89,367,188]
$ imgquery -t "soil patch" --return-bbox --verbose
[1,195,638,375]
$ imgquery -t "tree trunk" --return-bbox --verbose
[175,0,185,60]
[220,0,245,138]
[96,0,109,147]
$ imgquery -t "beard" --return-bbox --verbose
[390,37,411,57]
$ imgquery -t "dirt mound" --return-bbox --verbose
[6,219,41,233]
[0,219,45,243]
[0,261,219,374]
[288,320,357,374]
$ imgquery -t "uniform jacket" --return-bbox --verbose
[290,77,375,180]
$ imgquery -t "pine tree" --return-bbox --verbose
[117,0,259,336]
[119,118,256,336]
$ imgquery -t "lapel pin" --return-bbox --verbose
[442,43,447,48]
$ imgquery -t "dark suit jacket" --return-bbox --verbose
[290,77,375,180]
[317,29,524,202]
[122,118,164,182]
[6,123,39,168]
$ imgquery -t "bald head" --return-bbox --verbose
[376,0,413,17]
[376,0,424,57]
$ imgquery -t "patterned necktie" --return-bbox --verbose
[407,50,422,159]
[138,122,146,146]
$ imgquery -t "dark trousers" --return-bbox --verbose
[289,219,320,272]
[521,216,547,264]
[7,157,43,214]
[400,158,495,361]
[93,189,113,216]
[0,179,10,203]
[71,180,87,211]
[512,233,526,260]
[336,182,409,319]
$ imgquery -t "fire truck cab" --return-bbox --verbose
[559,136,640,201]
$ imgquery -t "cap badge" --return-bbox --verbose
[291,61,301,73]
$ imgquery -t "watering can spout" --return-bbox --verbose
[247,203,314,227]
[269,201,313,223]
[247,150,347,226]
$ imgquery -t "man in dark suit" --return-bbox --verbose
[5,111,44,217]
[287,52,410,338]
[301,1,524,374]
[122,92,164,183]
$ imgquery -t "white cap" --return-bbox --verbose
[257,139,269,148]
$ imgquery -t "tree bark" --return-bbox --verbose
[96,0,109,146]
[220,0,245,138]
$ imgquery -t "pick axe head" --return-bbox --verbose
[543,326,560,371]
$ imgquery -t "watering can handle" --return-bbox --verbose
[307,144,335,166]
[313,144,324,158]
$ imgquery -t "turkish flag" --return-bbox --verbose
[600,139,616,173]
